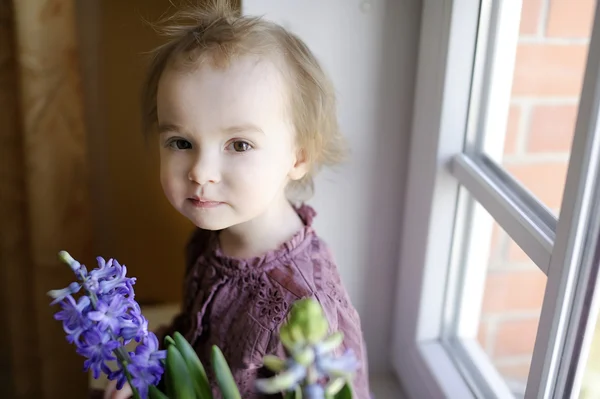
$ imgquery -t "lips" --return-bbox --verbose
[188,196,223,209]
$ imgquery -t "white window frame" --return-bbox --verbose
[391,0,600,398]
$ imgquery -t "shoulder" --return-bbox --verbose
[265,233,335,295]
[265,233,356,326]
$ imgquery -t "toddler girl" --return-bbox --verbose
[105,1,370,397]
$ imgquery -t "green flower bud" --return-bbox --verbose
[289,325,306,345]
[325,377,346,396]
[254,363,306,394]
[280,326,292,346]
[290,299,324,323]
[263,355,286,372]
[305,317,328,344]
[292,347,315,367]
[317,332,344,354]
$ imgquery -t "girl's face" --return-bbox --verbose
[156,56,307,231]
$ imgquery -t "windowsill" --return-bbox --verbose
[370,372,406,399]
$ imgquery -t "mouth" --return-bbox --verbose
[188,197,224,209]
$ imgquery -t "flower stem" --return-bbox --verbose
[114,345,142,399]
[81,274,142,399]
[120,359,143,399]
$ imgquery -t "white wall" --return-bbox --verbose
[243,0,422,373]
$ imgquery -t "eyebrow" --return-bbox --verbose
[157,123,264,135]
[223,124,264,135]
[157,123,183,135]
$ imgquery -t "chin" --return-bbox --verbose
[188,216,232,231]
[184,210,237,231]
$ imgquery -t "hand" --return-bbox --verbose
[103,379,133,399]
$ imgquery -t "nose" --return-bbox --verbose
[187,152,220,185]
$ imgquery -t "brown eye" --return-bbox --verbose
[232,141,251,152]
[167,139,192,150]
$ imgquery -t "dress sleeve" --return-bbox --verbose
[154,228,210,348]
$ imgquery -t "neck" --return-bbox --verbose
[218,197,304,259]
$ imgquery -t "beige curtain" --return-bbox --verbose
[0,0,92,397]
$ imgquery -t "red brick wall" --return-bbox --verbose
[477,0,595,388]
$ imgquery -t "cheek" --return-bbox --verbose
[159,153,185,198]
[225,152,291,194]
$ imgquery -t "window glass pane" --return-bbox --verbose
[450,195,547,398]
[476,217,546,397]
[482,0,596,215]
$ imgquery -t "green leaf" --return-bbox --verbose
[211,346,241,399]
[333,383,353,399]
[148,385,170,399]
[284,386,302,399]
[164,336,176,347]
[173,332,212,399]
[166,344,196,399]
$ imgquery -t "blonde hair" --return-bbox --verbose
[141,0,346,199]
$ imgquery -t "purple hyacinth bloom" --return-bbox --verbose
[127,363,161,399]
[54,295,90,330]
[98,260,136,296]
[108,368,128,391]
[88,295,130,334]
[127,333,166,397]
[315,349,359,378]
[82,257,115,293]
[50,250,168,398]
[64,322,92,345]
[130,333,166,368]
[54,295,92,343]
[304,384,326,399]
[48,282,82,305]
[120,310,149,343]
[77,329,120,379]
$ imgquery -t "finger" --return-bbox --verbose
[103,380,117,399]
[112,383,133,399]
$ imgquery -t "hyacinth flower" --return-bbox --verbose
[49,251,358,399]
[255,298,358,399]
[48,251,166,399]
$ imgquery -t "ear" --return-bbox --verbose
[288,148,310,181]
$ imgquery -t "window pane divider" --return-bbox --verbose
[526,1,600,396]
[451,153,556,275]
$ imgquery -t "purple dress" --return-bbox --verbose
[156,204,371,398]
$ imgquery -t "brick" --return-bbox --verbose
[489,222,503,260]
[512,44,588,97]
[546,0,595,38]
[494,317,540,357]
[507,238,531,263]
[504,105,521,155]
[528,105,577,153]
[520,0,543,35]
[497,361,532,382]
[478,321,489,349]
[505,162,569,209]
[482,270,546,313]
